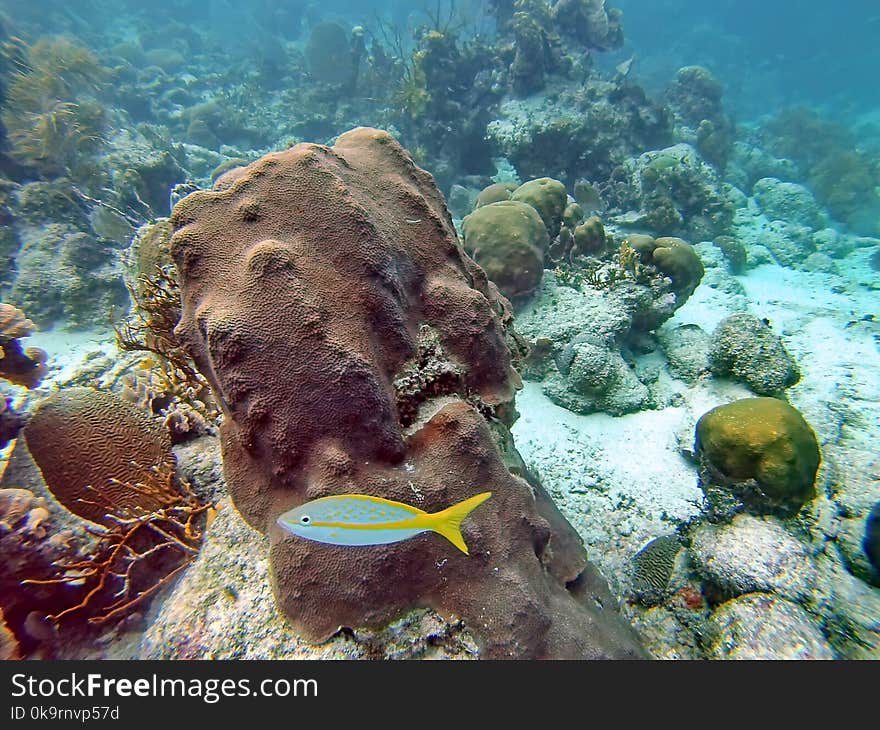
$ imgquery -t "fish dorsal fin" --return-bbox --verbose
[429,492,492,555]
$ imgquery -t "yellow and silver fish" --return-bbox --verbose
[276,492,491,555]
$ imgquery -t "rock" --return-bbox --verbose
[812,227,855,259]
[658,323,711,382]
[757,220,815,268]
[752,177,823,230]
[709,312,800,396]
[706,593,834,660]
[803,251,839,275]
[690,514,817,601]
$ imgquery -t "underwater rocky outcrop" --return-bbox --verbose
[0,303,47,389]
[604,143,735,242]
[169,126,645,659]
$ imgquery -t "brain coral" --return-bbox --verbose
[695,397,820,517]
[23,388,177,526]
[169,127,644,658]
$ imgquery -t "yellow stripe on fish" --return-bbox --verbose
[276,492,492,555]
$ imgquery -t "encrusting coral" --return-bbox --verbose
[170,126,645,659]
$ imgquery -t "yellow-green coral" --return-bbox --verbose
[394,50,430,120]
[1,36,107,177]
[695,397,820,516]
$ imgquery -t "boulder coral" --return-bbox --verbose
[23,388,177,527]
[510,177,568,238]
[695,397,820,517]
[462,199,549,301]
[20,388,207,626]
[169,127,645,659]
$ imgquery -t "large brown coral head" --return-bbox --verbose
[169,127,645,658]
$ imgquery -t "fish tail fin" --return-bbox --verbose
[431,492,492,555]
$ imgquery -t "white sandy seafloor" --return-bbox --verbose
[513,234,880,657]
[0,329,121,480]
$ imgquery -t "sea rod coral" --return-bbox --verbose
[169,126,645,659]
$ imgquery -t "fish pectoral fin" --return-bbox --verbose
[430,492,492,556]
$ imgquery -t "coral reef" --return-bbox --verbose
[708,313,801,396]
[169,127,644,659]
[695,397,820,517]
[1,36,107,179]
[488,78,672,185]
[664,66,733,170]
[461,199,549,301]
[605,143,735,241]
[8,224,128,329]
[760,108,880,235]
[0,303,48,388]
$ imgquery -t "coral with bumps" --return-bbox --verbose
[170,127,645,659]
[709,313,800,396]
[510,177,568,238]
[626,235,704,305]
[695,397,820,517]
[462,199,549,301]
[0,303,48,388]
[474,181,517,208]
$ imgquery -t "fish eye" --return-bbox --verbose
[300,515,311,524]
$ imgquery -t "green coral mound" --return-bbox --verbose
[629,235,704,303]
[651,237,704,301]
[474,181,518,208]
[695,397,820,516]
[461,200,549,301]
[511,177,568,238]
